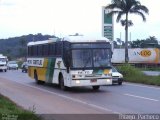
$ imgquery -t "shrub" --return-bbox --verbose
[117,64,142,76]
[116,64,160,86]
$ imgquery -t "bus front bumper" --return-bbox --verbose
[70,78,112,87]
[0,66,7,70]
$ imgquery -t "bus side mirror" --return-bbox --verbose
[66,50,71,73]
[111,51,113,58]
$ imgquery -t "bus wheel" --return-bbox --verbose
[92,86,100,90]
[59,75,67,91]
[4,69,7,72]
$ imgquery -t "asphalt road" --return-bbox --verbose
[142,71,160,76]
[0,70,160,116]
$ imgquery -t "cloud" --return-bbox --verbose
[0,0,104,38]
[0,0,160,41]
[0,0,18,6]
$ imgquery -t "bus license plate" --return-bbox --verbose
[90,79,97,83]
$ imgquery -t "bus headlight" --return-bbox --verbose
[76,80,80,84]
[106,79,111,83]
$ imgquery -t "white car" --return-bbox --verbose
[112,66,123,85]
[0,56,7,72]
[7,61,18,70]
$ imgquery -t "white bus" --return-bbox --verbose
[0,54,7,72]
[27,36,112,90]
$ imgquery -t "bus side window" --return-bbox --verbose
[56,42,62,56]
[31,46,34,56]
[49,43,55,56]
[38,45,43,56]
[42,45,45,56]
[43,44,49,56]
[33,46,38,56]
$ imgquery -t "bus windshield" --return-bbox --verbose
[0,58,7,62]
[72,49,111,68]
[93,49,110,67]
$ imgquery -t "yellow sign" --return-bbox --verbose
[104,69,110,74]
[140,50,151,57]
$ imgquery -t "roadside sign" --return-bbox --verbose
[102,7,113,41]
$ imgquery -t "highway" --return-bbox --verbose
[0,70,160,118]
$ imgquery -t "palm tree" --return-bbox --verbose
[121,20,133,27]
[148,36,158,42]
[144,36,158,48]
[105,0,149,63]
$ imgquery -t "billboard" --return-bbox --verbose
[102,7,113,41]
[111,48,160,64]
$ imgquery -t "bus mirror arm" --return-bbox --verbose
[67,66,70,73]
[66,60,70,73]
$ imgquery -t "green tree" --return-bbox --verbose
[113,40,118,48]
[105,0,149,63]
[147,36,158,43]
[19,38,27,57]
[19,38,27,47]
[142,36,158,48]
[130,39,144,48]
[131,36,158,48]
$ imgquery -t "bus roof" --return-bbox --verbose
[0,54,7,58]
[62,35,110,42]
[27,38,59,46]
[27,36,110,46]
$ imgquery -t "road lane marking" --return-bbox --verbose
[124,93,159,102]
[124,82,160,90]
[6,79,120,114]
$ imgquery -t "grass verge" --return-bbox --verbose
[117,64,160,86]
[0,94,41,120]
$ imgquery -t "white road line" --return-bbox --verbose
[124,82,160,90]
[124,93,159,102]
[6,79,120,114]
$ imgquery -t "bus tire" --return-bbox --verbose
[4,69,7,72]
[59,74,67,91]
[92,86,100,90]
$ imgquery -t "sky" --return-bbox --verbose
[0,0,159,41]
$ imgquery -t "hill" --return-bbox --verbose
[0,33,57,60]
